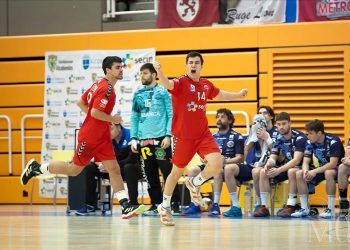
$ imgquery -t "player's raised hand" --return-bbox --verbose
[153,61,161,71]
[112,114,122,124]
[240,88,248,98]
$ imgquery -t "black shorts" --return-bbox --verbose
[273,170,289,184]
[236,164,253,182]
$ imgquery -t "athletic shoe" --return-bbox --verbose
[185,177,202,205]
[276,205,297,218]
[142,204,158,216]
[171,202,181,216]
[157,205,175,226]
[253,205,260,214]
[291,208,309,218]
[181,202,201,215]
[253,205,270,217]
[20,159,42,185]
[121,204,145,219]
[208,203,221,216]
[320,208,334,219]
[339,200,349,218]
[222,206,242,217]
[75,204,96,216]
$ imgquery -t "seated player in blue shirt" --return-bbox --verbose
[291,119,344,218]
[338,136,350,218]
[254,112,307,217]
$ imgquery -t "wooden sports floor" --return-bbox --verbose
[0,205,349,250]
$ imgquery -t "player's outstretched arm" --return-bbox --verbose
[215,89,248,101]
[153,61,174,90]
[77,98,88,114]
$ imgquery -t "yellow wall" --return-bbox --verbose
[0,20,349,204]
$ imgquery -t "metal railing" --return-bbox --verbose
[206,110,250,136]
[0,115,12,175]
[103,0,158,18]
[21,114,43,171]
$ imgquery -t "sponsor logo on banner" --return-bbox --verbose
[46,142,59,150]
[176,0,200,21]
[65,98,78,106]
[46,88,62,95]
[82,55,90,70]
[45,133,61,139]
[134,56,154,64]
[120,85,133,94]
[122,54,134,68]
[56,59,74,71]
[134,71,141,81]
[46,75,65,84]
[89,57,103,69]
[68,74,85,83]
[66,87,79,95]
[47,109,60,118]
[316,0,350,19]
[65,120,78,128]
[46,100,63,107]
[47,55,58,72]
[42,154,53,161]
[64,131,75,139]
[45,121,61,128]
[118,97,133,105]
[91,73,98,83]
[63,110,79,118]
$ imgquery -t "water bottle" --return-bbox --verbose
[244,189,252,216]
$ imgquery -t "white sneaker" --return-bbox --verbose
[320,208,334,219]
[185,177,202,205]
[291,208,309,218]
[157,205,175,226]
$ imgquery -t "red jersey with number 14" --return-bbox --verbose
[79,78,116,142]
[168,75,219,139]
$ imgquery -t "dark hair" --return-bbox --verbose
[305,119,324,134]
[258,105,275,124]
[186,51,204,65]
[140,63,157,76]
[216,108,235,128]
[102,56,122,74]
[275,112,290,122]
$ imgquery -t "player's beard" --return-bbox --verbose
[141,78,152,85]
[117,73,123,80]
[217,122,228,131]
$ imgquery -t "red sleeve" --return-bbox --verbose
[92,84,112,112]
[207,81,220,100]
[168,78,182,96]
[81,88,90,104]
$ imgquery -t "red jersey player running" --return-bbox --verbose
[153,51,248,226]
[21,56,145,219]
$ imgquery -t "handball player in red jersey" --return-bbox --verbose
[21,56,145,219]
[153,51,248,225]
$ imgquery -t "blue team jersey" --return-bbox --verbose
[271,129,307,165]
[304,133,345,168]
[347,136,350,149]
[112,127,131,150]
[250,126,279,165]
[213,129,244,158]
[130,84,172,140]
